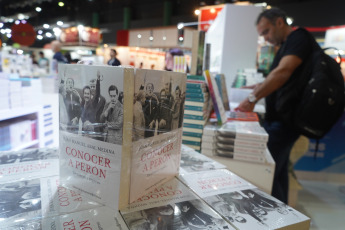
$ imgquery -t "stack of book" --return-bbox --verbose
[201,121,269,163]
[182,75,212,152]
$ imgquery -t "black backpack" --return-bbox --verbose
[275,29,345,140]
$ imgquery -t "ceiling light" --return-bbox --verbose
[36,7,42,12]
[43,24,50,29]
[18,14,25,20]
[1,29,5,34]
[15,20,20,25]
[17,50,23,55]
[163,36,167,40]
[21,20,27,24]
[46,32,52,37]
[0,23,3,28]
[77,24,84,31]
[58,2,65,7]
[53,27,61,36]
[194,9,200,16]
[286,17,293,25]
[177,23,184,29]
[38,30,43,34]
[149,36,153,41]
[37,35,43,40]
[5,29,11,33]
[179,37,184,41]
[137,34,141,39]
[104,44,108,47]
[57,21,63,26]
[6,34,11,38]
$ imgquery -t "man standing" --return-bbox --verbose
[81,71,105,137]
[236,8,315,203]
[143,83,159,138]
[64,78,82,129]
[100,85,123,144]
[107,49,121,66]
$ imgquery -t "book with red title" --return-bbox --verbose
[58,64,186,210]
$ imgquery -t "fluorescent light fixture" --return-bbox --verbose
[36,7,42,12]
[37,35,43,40]
[43,24,50,28]
[46,32,52,37]
[57,21,63,26]
[6,33,11,38]
[58,2,64,7]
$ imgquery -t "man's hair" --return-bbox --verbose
[146,83,154,91]
[83,86,91,93]
[110,49,117,55]
[256,8,288,25]
[108,85,118,95]
[175,85,181,93]
[66,78,74,86]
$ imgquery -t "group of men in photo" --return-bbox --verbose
[59,70,185,144]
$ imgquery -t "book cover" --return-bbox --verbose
[204,70,227,125]
[215,74,230,111]
[120,178,235,230]
[179,147,226,174]
[179,169,310,230]
[0,176,102,229]
[201,142,266,155]
[202,133,267,149]
[58,64,186,210]
[0,148,59,184]
[203,122,268,142]
[210,111,260,122]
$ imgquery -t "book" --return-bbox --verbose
[179,146,226,174]
[120,177,236,230]
[58,64,186,210]
[186,91,208,98]
[202,133,267,148]
[0,176,102,229]
[204,70,227,125]
[187,74,205,81]
[184,109,209,116]
[215,74,230,111]
[0,148,59,184]
[183,131,202,138]
[182,135,201,142]
[210,111,260,122]
[179,169,310,230]
[183,127,204,134]
[6,206,129,230]
[203,122,269,142]
[185,87,207,94]
[201,142,266,155]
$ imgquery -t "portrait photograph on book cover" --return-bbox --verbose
[59,65,124,144]
[121,199,233,230]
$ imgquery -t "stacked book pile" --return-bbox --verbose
[201,121,269,163]
[182,75,212,152]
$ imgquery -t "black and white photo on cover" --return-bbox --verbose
[180,154,216,172]
[0,148,58,165]
[204,188,300,227]
[133,69,186,141]
[122,199,233,230]
[0,179,41,220]
[59,65,124,145]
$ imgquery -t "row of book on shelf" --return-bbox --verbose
[0,64,310,229]
[0,145,310,230]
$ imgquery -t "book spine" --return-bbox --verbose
[187,75,205,81]
[183,118,206,125]
[236,133,269,141]
[186,92,207,98]
[184,100,205,107]
[233,153,266,163]
[182,140,201,146]
[183,127,203,134]
[184,105,207,111]
[185,88,205,94]
[183,131,202,138]
[183,123,204,129]
[182,135,202,142]
[186,83,205,89]
[185,97,207,102]
[184,114,206,120]
[184,110,206,116]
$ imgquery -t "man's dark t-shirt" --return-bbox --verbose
[265,28,314,121]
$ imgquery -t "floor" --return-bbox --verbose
[295,180,345,230]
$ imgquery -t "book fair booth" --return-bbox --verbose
[0,2,345,230]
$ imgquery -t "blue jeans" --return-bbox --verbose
[263,121,300,204]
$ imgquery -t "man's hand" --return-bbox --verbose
[235,98,255,112]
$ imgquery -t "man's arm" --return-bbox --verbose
[236,54,303,112]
